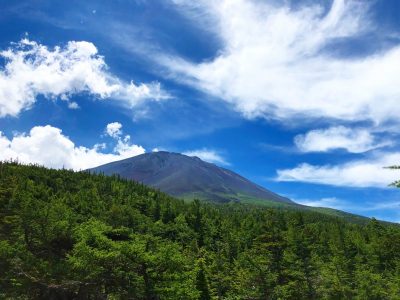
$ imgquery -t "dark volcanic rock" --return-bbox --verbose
[90,151,292,204]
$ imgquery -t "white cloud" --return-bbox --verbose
[163,0,400,124]
[0,39,169,117]
[277,152,400,187]
[106,122,123,138]
[113,135,144,158]
[0,125,145,170]
[295,197,400,216]
[366,200,400,211]
[165,0,400,189]
[67,101,80,109]
[183,148,228,165]
[294,126,389,153]
[296,197,347,210]
[105,123,145,158]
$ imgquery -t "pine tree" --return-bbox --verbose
[196,260,211,300]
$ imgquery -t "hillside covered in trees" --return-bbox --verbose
[1,162,400,299]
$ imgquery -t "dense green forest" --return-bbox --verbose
[1,162,400,299]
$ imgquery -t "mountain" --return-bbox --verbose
[90,151,293,205]
[89,152,371,222]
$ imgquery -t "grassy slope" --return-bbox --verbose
[180,191,371,224]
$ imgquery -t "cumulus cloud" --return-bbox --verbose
[0,39,169,117]
[113,135,144,158]
[183,148,228,165]
[163,0,400,123]
[277,152,400,188]
[104,122,145,158]
[0,125,145,170]
[67,101,80,109]
[294,126,389,153]
[106,122,123,138]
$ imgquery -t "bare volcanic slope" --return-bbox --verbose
[90,151,293,204]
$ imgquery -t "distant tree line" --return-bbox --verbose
[0,162,399,299]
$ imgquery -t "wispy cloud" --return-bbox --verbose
[160,0,400,125]
[295,196,400,217]
[183,148,229,165]
[295,197,348,210]
[277,151,400,188]
[98,0,400,191]
[294,126,391,153]
[366,201,400,211]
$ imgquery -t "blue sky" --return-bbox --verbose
[1,0,400,222]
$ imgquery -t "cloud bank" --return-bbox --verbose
[0,39,168,117]
[0,124,145,170]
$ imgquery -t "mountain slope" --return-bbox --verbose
[90,151,293,204]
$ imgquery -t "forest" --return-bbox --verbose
[1,161,400,299]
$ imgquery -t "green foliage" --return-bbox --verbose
[1,162,400,299]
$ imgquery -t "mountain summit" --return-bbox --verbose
[90,151,292,204]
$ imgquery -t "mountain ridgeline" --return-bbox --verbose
[90,151,292,205]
